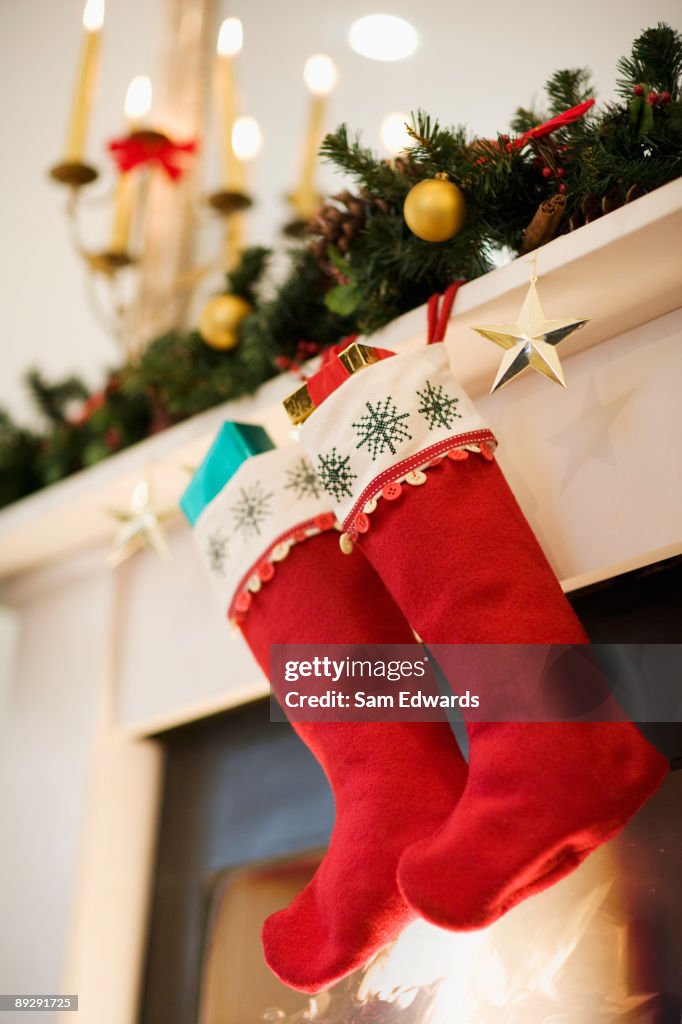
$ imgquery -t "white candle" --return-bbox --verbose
[110,76,152,254]
[216,18,245,191]
[65,0,105,162]
[222,116,263,269]
[295,54,337,220]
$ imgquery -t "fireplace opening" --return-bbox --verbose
[194,814,682,1024]
[140,560,681,1024]
[140,696,681,1024]
[198,855,322,1024]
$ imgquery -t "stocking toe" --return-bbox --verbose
[398,723,668,931]
[262,878,409,993]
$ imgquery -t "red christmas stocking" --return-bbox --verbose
[298,340,668,931]
[187,440,468,992]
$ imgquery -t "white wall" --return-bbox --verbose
[0,605,18,723]
[1,0,681,421]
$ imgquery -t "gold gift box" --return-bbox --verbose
[283,342,384,424]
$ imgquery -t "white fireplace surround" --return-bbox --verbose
[0,182,681,1024]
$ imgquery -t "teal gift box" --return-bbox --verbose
[180,422,274,526]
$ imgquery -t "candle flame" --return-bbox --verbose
[380,112,411,155]
[82,0,105,31]
[232,115,262,161]
[217,17,243,57]
[124,76,152,121]
[303,54,337,96]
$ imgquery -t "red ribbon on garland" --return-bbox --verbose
[515,99,595,149]
[108,134,198,181]
[474,99,596,163]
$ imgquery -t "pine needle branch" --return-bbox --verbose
[545,67,595,115]
[616,23,682,99]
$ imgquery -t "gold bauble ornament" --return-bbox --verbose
[199,294,252,350]
[403,173,467,242]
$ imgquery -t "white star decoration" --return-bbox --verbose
[472,276,590,392]
[107,480,174,567]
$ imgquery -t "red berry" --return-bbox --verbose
[659,90,672,104]
[105,427,121,451]
[541,166,553,179]
[633,84,645,96]
[555,166,566,178]
[647,91,659,105]
[274,355,290,370]
[557,183,567,194]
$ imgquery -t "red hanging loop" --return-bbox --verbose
[426,280,464,344]
[426,293,440,345]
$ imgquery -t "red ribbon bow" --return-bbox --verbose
[108,134,198,181]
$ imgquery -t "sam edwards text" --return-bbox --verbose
[284,690,480,709]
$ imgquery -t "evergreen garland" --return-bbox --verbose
[1,24,680,510]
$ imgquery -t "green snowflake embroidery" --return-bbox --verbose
[317,448,357,501]
[231,482,274,539]
[416,380,462,431]
[353,397,412,461]
[285,457,323,501]
[206,530,229,575]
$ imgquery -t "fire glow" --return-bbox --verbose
[358,849,636,1023]
[281,846,657,1024]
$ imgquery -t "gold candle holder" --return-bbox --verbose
[49,160,99,188]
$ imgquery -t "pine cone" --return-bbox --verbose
[306,193,364,266]
[392,154,421,179]
[307,190,386,270]
[566,183,646,232]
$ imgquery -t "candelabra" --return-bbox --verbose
[48,1,338,358]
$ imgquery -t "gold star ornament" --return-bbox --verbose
[107,480,174,567]
[472,274,589,393]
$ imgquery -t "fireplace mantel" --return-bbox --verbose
[1,183,681,736]
[0,178,680,582]
[0,183,680,1024]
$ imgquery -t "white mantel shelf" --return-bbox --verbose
[0,178,681,581]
